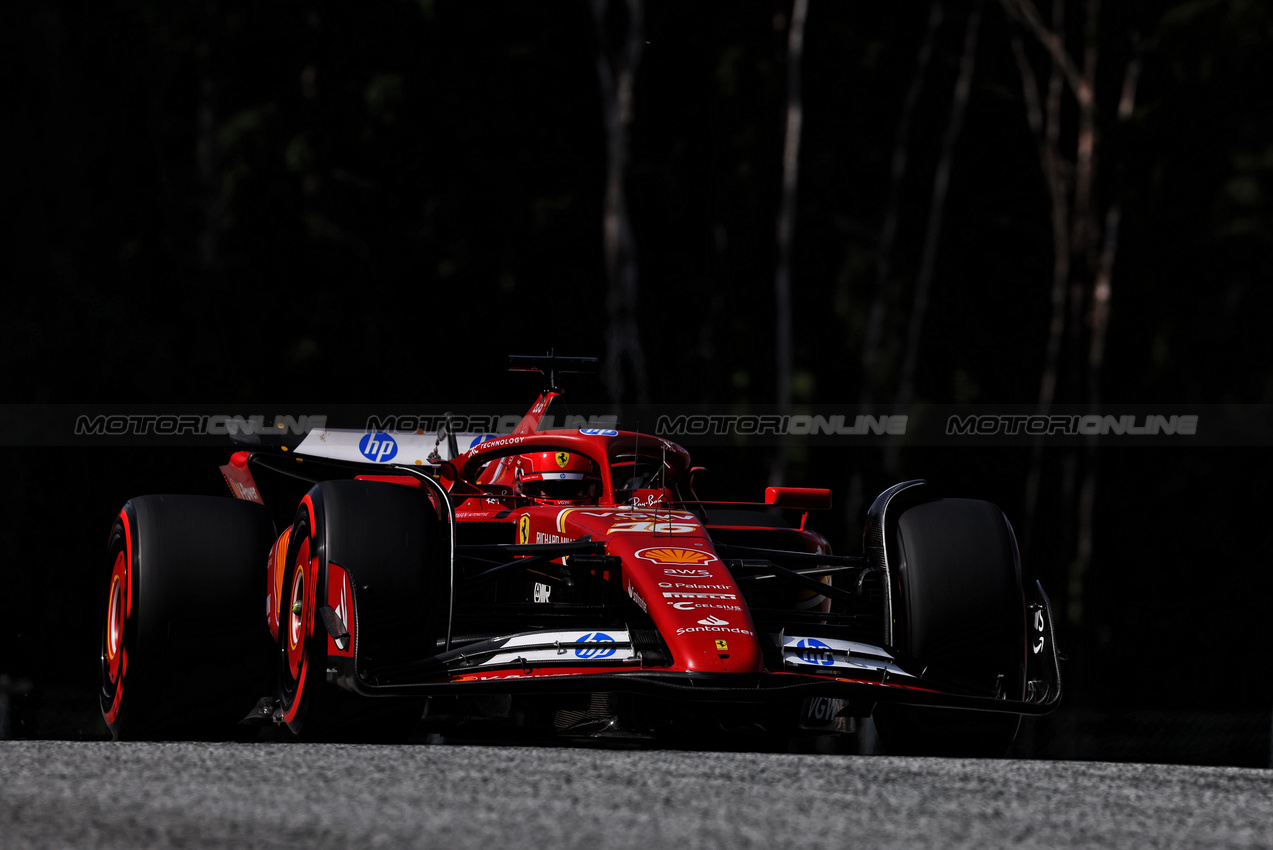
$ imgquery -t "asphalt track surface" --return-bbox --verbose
[2,740,1270,849]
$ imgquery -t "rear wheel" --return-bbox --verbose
[873,498,1025,757]
[276,480,437,741]
[100,495,274,740]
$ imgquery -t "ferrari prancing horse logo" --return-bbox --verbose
[555,451,570,468]
[518,515,531,544]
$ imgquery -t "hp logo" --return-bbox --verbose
[359,432,398,462]
[795,638,835,666]
[575,632,617,659]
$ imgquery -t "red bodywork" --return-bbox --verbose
[242,380,1061,728]
[257,389,836,687]
[101,358,1061,745]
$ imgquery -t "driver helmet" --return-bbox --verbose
[514,451,601,503]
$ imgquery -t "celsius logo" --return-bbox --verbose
[359,432,398,462]
[672,601,741,611]
[575,632,616,659]
[795,638,835,666]
[697,615,729,626]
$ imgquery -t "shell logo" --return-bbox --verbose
[636,547,715,565]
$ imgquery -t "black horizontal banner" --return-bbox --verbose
[0,404,1267,447]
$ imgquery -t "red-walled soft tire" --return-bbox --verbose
[276,481,435,741]
[276,495,322,735]
[100,495,274,740]
[872,498,1026,758]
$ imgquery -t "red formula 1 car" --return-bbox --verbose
[100,355,1060,754]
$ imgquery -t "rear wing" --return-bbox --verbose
[290,429,497,465]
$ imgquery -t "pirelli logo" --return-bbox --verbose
[662,592,738,600]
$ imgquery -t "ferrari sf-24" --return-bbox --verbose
[101,355,1060,755]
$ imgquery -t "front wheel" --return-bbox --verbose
[872,498,1026,757]
[276,480,437,741]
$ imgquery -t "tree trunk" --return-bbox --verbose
[1001,0,1140,632]
[771,0,809,487]
[888,1,983,473]
[197,0,222,275]
[860,0,943,407]
[847,1,944,526]
[594,0,648,405]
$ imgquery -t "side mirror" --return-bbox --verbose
[764,487,832,510]
[685,466,708,499]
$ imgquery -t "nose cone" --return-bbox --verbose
[606,533,766,674]
[670,619,765,673]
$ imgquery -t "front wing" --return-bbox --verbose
[325,581,1062,717]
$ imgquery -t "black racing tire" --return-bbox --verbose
[100,495,274,741]
[276,480,437,741]
[872,498,1026,758]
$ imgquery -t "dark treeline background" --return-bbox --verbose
[3,1,1271,765]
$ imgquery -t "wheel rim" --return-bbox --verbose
[286,542,308,677]
[102,546,129,724]
[105,567,123,669]
[280,532,313,723]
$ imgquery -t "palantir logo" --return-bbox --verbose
[575,632,616,659]
[795,638,835,666]
[359,432,398,462]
